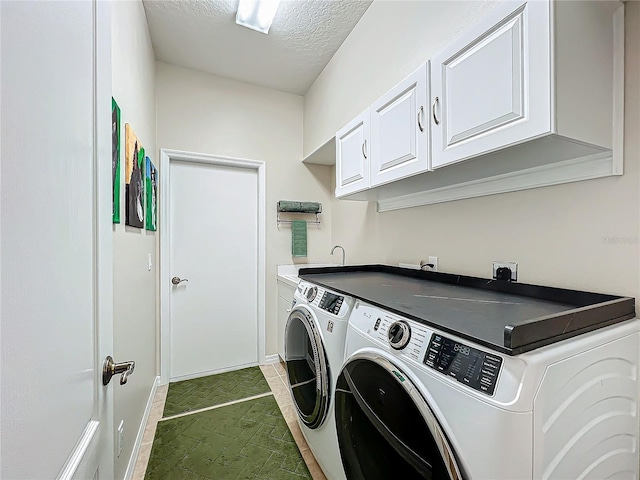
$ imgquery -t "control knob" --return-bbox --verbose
[388,320,411,350]
[306,286,318,302]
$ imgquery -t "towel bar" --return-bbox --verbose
[276,200,322,226]
[276,200,322,227]
[277,212,321,226]
[277,218,321,226]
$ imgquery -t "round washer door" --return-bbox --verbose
[335,352,464,480]
[284,307,330,429]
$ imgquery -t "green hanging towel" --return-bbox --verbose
[291,220,307,257]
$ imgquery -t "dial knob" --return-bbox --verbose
[388,321,411,350]
[306,286,318,302]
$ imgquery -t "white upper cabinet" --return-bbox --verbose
[335,109,371,197]
[370,63,430,187]
[431,1,551,168]
[333,0,623,209]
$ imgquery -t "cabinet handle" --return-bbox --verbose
[432,97,440,125]
[417,105,425,132]
[362,139,368,159]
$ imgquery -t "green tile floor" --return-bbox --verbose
[144,366,313,479]
[163,366,271,418]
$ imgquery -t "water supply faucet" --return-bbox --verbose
[331,245,346,266]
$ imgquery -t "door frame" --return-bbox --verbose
[159,149,266,384]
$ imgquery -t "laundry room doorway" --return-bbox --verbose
[159,150,266,382]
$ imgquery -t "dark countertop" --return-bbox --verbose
[299,265,636,355]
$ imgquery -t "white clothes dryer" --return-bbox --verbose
[284,280,354,480]
[335,301,640,479]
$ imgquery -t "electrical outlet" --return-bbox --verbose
[117,420,124,458]
[419,257,438,271]
[492,261,518,282]
[428,256,438,272]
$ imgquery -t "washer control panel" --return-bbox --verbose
[297,282,347,317]
[368,312,429,363]
[318,291,344,315]
[387,321,411,350]
[424,333,502,396]
[305,286,318,302]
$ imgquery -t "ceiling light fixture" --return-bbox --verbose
[235,0,282,34]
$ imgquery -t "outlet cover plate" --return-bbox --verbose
[117,420,124,457]
[428,256,438,272]
[492,261,517,281]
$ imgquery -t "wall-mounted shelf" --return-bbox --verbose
[302,137,335,165]
[276,201,322,226]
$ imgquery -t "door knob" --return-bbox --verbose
[171,276,188,285]
[102,356,135,385]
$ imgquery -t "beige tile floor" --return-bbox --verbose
[131,383,168,480]
[131,364,327,480]
[259,363,328,480]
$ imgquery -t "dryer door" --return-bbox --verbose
[335,352,464,480]
[284,307,330,429]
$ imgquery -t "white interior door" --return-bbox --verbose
[169,160,260,380]
[1,1,114,479]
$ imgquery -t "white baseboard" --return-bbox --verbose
[124,376,159,480]
[263,354,280,364]
[167,358,279,384]
[170,361,259,383]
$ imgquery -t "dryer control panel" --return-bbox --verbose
[424,334,502,396]
[318,291,344,315]
[297,281,350,318]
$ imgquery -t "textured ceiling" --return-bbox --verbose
[143,0,373,95]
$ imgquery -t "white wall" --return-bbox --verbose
[306,1,640,302]
[155,61,334,357]
[111,1,157,478]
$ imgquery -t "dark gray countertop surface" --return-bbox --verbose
[299,266,635,354]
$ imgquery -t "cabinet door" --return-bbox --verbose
[431,0,551,169]
[370,63,429,187]
[335,109,370,197]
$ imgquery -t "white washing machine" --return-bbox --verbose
[335,301,640,479]
[284,280,354,480]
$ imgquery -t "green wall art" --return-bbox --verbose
[112,98,121,223]
[125,123,145,228]
[145,157,157,231]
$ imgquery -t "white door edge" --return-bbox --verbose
[59,1,114,478]
[94,0,115,476]
[159,149,266,385]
